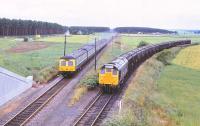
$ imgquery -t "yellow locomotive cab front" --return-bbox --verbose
[99,68,119,85]
[59,59,76,72]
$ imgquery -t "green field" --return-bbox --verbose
[37,35,97,43]
[155,65,200,126]
[120,35,200,47]
[153,45,200,126]
[0,35,91,82]
[0,34,200,83]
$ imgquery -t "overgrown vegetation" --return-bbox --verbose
[33,64,59,83]
[156,48,180,65]
[137,41,149,47]
[68,71,98,106]
[80,74,98,90]
[103,47,181,126]
[68,85,87,106]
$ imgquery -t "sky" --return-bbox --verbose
[0,0,200,30]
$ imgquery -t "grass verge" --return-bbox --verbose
[68,71,97,106]
[103,47,182,126]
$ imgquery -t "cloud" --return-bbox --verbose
[0,0,199,29]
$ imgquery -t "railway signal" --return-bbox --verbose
[64,33,67,56]
[95,37,97,71]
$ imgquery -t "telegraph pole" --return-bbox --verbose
[64,34,67,56]
[94,37,97,71]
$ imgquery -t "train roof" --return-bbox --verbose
[101,40,191,71]
[60,39,108,59]
[102,57,128,70]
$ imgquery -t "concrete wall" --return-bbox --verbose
[0,67,32,106]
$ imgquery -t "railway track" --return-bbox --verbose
[3,78,69,126]
[73,92,113,126]
[2,36,117,126]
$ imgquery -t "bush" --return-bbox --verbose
[34,64,58,84]
[81,74,98,90]
[156,51,172,65]
[24,37,28,42]
[137,41,149,48]
[156,47,181,65]
[192,42,200,45]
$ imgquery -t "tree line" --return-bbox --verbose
[114,27,175,34]
[0,18,67,36]
[0,18,176,36]
[0,18,111,36]
[68,26,110,35]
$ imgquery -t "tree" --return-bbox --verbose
[0,18,67,36]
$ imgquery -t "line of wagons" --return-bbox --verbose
[58,38,191,93]
[99,40,191,93]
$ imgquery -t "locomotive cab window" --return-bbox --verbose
[68,61,73,66]
[106,68,112,72]
[112,69,118,75]
[61,60,66,66]
[100,69,105,74]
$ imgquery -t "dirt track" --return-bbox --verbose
[7,42,51,53]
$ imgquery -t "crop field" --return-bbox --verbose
[173,45,200,70]
[154,45,200,126]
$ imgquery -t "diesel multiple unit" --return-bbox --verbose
[59,35,115,76]
[99,40,191,93]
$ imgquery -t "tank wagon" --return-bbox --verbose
[99,40,191,93]
[59,34,116,76]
